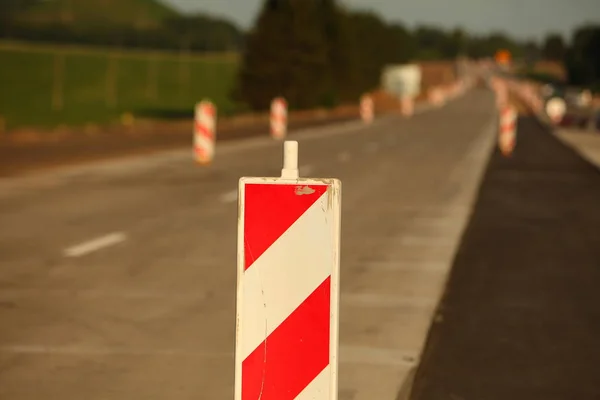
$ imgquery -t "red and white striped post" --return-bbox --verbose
[498,105,517,157]
[400,95,414,117]
[235,140,342,400]
[271,97,288,140]
[194,100,216,164]
[360,94,374,124]
[428,87,445,107]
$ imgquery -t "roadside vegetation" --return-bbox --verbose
[0,0,598,130]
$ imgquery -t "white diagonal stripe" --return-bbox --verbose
[295,365,331,399]
[241,191,334,360]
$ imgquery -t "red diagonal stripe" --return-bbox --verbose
[194,122,214,139]
[242,277,331,400]
[198,104,216,116]
[500,122,515,133]
[244,184,328,271]
[195,145,208,160]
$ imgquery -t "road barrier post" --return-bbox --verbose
[499,105,517,157]
[194,100,216,164]
[270,97,288,140]
[235,140,342,400]
[428,87,445,107]
[360,94,374,124]
[400,95,414,117]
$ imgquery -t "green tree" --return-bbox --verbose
[542,33,566,61]
[413,25,447,59]
[235,0,330,110]
[0,0,41,36]
[318,0,356,104]
[566,24,600,88]
[447,27,468,57]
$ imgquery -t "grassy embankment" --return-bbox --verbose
[0,41,240,131]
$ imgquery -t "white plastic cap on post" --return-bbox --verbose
[281,140,299,179]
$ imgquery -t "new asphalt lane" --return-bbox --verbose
[410,116,600,400]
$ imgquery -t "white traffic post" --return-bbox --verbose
[270,97,288,140]
[235,140,342,400]
[498,105,517,157]
[360,94,374,124]
[545,97,566,125]
[194,100,216,164]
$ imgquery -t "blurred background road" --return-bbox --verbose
[0,89,494,399]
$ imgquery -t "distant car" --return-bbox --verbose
[565,88,592,108]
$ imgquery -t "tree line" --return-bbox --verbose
[234,0,529,111]
[0,0,244,52]
[0,0,528,58]
[2,0,598,105]
[540,25,600,90]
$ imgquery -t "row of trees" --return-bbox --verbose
[1,0,530,59]
[2,16,244,52]
[0,0,244,52]
[541,25,600,89]
[234,0,528,111]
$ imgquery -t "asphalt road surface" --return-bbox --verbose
[0,89,496,399]
[410,116,600,399]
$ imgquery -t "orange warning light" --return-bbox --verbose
[495,49,511,65]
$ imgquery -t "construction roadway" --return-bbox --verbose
[4,87,597,399]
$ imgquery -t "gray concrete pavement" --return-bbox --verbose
[555,128,600,169]
[0,89,495,399]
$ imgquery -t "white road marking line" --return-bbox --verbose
[0,344,233,358]
[338,152,351,163]
[63,232,127,257]
[220,189,238,203]
[299,164,315,176]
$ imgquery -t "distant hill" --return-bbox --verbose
[15,0,179,29]
[1,0,245,52]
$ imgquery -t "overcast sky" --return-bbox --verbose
[165,0,600,41]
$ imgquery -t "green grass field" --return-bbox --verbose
[0,41,240,130]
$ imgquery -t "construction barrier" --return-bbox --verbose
[270,97,288,140]
[499,105,517,157]
[400,96,414,117]
[428,87,445,107]
[235,141,342,400]
[194,100,216,164]
[360,94,374,124]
